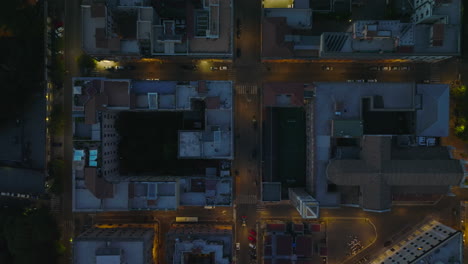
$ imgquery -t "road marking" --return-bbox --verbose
[235,85,257,95]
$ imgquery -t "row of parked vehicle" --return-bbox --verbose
[347,79,377,83]
[0,192,38,199]
[369,65,411,71]
[105,65,136,71]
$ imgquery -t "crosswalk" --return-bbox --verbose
[256,204,266,212]
[63,220,73,231]
[430,64,440,83]
[50,195,62,214]
[236,84,258,95]
[236,194,257,204]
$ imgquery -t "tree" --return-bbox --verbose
[76,54,96,72]
[48,104,65,135]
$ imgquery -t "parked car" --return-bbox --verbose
[347,80,354,82]
[237,48,241,58]
[220,66,228,70]
[368,66,378,71]
[52,142,63,147]
[382,66,390,71]
[250,248,257,256]
[248,236,256,243]
[391,66,400,71]
[114,66,125,71]
[124,65,136,70]
[249,229,257,236]
[210,66,219,71]
[400,66,411,70]
[423,80,430,83]
[367,79,378,83]
[249,243,256,249]
[321,65,334,71]
[427,137,436,146]
[180,65,197,71]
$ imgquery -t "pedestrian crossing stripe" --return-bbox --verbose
[236,85,257,95]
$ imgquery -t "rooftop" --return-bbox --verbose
[313,82,458,208]
[72,78,233,212]
[74,227,154,264]
[263,221,326,263]
[264,8,312,29]
[371,220,462,264]
[81,4,155,56]
[327,136,463,211]
[166,224,233,264]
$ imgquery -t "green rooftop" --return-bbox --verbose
[332,119,363,137]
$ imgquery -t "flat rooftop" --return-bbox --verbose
[371,220,462,264]
[313,82,412,206]
[264,8,312,29]
[188,0,231,54]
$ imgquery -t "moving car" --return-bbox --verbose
[248,236,256,243]
[241,215,247,227]
[236,243,240,250]
[249,229,257,236]
[249,243,256,249]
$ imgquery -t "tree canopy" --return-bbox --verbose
[0,0,44,126]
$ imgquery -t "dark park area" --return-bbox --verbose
[0,0,44,126]
[0,206,62,264]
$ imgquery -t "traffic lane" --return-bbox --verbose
[234,0,261,64]
[236,205,257,264]
[261,62,432,82]
[107,66,233,81]
[93,207,233,223]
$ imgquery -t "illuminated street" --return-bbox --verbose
[57,0,467,264]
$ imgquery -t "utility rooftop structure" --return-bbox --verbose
[71,78,233,211]
[370,220,462,264]
[309,82,463,212]
[166,224,233,264]
[73,227,155,264]
[81,0,232,58]
[262,0,461,61]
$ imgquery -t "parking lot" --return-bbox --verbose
[326,218,377,264]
